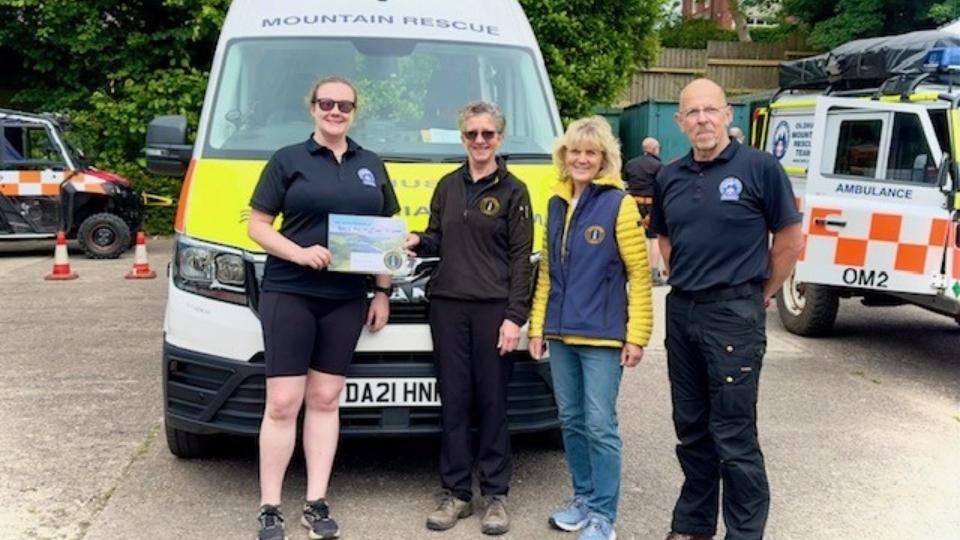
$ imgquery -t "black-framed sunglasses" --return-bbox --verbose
[312,98,356,113]
[462,130,499,141]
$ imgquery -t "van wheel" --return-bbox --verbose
[78,212,131,259]
[776,275,839,337]
[165,423,219,459]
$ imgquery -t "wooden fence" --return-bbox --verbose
[621,38,817,104]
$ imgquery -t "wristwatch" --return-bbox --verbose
[373,285,394,297]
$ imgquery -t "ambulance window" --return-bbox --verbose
[928,109,950,155]
[886,113,935,184]
[833,119,881,178]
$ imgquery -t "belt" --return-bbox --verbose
[671,282,762,303]
[632,196,653,205]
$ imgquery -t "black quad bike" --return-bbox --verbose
[0,108,144,258]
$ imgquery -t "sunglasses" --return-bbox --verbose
[462,130,499,141]
[312,98,356,113]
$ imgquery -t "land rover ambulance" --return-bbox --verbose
[144,0,563,457]
[754,30,960,336]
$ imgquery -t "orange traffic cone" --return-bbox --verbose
[125,231,157,279]
[45,230,78,281]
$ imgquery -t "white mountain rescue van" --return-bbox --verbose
[144,0,563,457]
[755,30,960,336]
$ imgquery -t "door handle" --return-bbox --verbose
[814,218,847,227]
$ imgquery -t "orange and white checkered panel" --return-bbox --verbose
[0,170,62,196]
[805,208,949,276]
[66,173,109,194]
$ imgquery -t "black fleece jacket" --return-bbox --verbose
[414,157,534,326]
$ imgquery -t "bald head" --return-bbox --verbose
[676,78,732,161]
[679,78,727,107]
[641,137,660,156]
[729,127,745,143]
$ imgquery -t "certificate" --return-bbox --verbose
[327,214,410,276]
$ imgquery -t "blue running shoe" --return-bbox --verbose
[578,513,617,540]
[549,496,590,531]
[257,504,286,540]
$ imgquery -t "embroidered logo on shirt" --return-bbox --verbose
[718,177,743,201]
[584,225,605,244]
[480,196,501,216]
[358,168,377,187]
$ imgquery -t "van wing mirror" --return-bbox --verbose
[145,115,192,177]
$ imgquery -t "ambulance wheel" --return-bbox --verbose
[165,423,218,459]
[78,212,131,259]
[776,276,839,337]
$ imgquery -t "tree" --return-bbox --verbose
[770,0,953,50]
[728,0,753,42]
[520,0,666,121]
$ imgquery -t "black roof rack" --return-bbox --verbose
[779,30,960,91]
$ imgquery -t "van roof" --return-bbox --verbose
[222,0,536,48]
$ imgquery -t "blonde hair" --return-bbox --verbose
[307,76,359,112]
[552,116,622,182]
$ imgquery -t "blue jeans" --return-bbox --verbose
[548,340,624,522]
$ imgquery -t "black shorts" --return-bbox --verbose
[637,203,656,239]
[259,291,366,377]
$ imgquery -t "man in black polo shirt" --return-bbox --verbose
[650,78,803,540]
[623,136,665,285]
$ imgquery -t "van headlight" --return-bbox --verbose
[173,235,247,305]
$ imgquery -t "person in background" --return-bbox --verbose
[528,115,654,540]
[651,78,803,540]
[248,76,400,540]
[622,136,666,285]
[404,100,533,536]
[728,126,746,144]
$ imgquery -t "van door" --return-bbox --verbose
[0,119,66,234]
[800,97,952,295]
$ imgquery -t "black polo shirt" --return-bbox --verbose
[622,152,661,197]
[250,136,400,299]
[650,140,800,292]
[462,161,499,203]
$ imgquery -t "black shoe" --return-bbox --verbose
[257,504,286,540]
[302,499,340,539]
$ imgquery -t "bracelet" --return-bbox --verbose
[373,285,393,296]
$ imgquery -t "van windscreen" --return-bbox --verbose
[203,37,558,161]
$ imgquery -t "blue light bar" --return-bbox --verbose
[922,47,960,72]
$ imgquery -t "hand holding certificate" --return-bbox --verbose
[327,214,411,276]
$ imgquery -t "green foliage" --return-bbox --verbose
[661,19,738,48]
[521,0,667,121]
[354,56,436,124]
[778,0,943,51]
[929,0,960,23]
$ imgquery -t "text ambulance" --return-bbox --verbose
[144,0,562,457]
[754,30,960,336]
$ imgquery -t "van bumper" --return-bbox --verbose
[163,339,560,437]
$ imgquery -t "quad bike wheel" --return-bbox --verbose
[77,212,132,259]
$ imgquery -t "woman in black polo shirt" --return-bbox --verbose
[248,76,399,540]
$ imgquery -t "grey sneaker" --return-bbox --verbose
[481,495,510,535]
[257,504,286,540]
[426,492,473,531]
[301,499,340,539]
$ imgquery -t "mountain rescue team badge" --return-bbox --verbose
[480,196,501,216]
[584,225,605,244]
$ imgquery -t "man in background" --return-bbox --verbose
[729,126,745,144]
[622,136,665,285]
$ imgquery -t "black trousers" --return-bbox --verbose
[429,297,513,501]
[665,284,770,540]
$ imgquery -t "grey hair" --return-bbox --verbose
[456,101,506,133]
